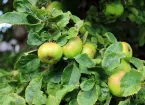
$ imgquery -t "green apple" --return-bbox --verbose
[82,43,96,59]
[111,59,131,74]
[108,71,126,97]
[121,42,132,59]
[38,42,63,64]
[63,36,83,58]
[80,21,92,35]
[46,1,65,12]
[104,2,124,18]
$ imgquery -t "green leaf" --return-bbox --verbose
[27,32,43,46]
[57,12,71,29]
[71,15,81,23]
[0,85,14,104]
[47,82,61,96]
[118,99,130,105]
[104,32,117,43]
[25,77,46,105]
[52,31,61,41]
[40,32,52,42]
[75,20,84,31]
[13,0,31,12]
[51,9,63,18]
[104,42,123,56]
[121,70,142,97]
[130,57,144,69]
[47,85,79,105]
[0,12,39,25]
[67,27,78,39]
[75,54,95,68]
[80,79,95,91]
[102,42,125,73]
[135,87,145,104]
[28,0,38,5]
[1,93,26,105]
[69,99,79,105]
[77,86,98,105]
[57,35,68,46]
[102,52,125,73]
[98,87,110,103]
[15,54,40,73]
[61,63,81,85]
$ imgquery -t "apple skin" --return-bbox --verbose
[108,71,126,97]
[46,1,65,12]
[38,42,63,64]
[80,21,92,35]
[104,3,124,18]
[82,43,96,59]
[121,42,132,60]
[111,59,131,74]
[63,36,83,59]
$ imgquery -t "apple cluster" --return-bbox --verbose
[38,36,96,65]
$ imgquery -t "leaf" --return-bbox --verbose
[57,12,71,29]
[28,0,38,5]
[15,54,40,73]
[0,85,14,104]
[71,15,81,23]
[13,0,32,12]
[52,31,61,41]
[47,85,79,105]
[57,35,68,46]
[61,63,81,85]
[80,79,95,91]
[51,9,63,18]
[67,27,78,39]
[102,42,125,73]
[0,12,39,25]
[77,86,98,105]
[27,32,43,46]
[104,32,117,43]
[25,77,46,105]
[69,99,79,105]
[118,99,130,105]
[121,70,142,97]
[1,93,26,105]
[102,52,125,73]
[104,42,123,56]
[75,20,84,31]
[47,82,61,96]
[130,57,144,69]
[135,87,145,104]
[75,54,95,68]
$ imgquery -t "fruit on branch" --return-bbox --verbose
[104,2,124,18]
[63,36,83,58]
[108,71,126,97]
[46,1,65,12]
[38,42,63,64]
[82,43,96,59]
[121,42,132,60]
[80,21,92,35]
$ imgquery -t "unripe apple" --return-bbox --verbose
[104,2,124,18]
[111,59,131,74]
[46,1,65,12]
[108,71,126,97]
[38,42,63,64]
[63,36,83,59]
[121,42,132,60]
[80,21,92,35]
[82,43,96,59]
